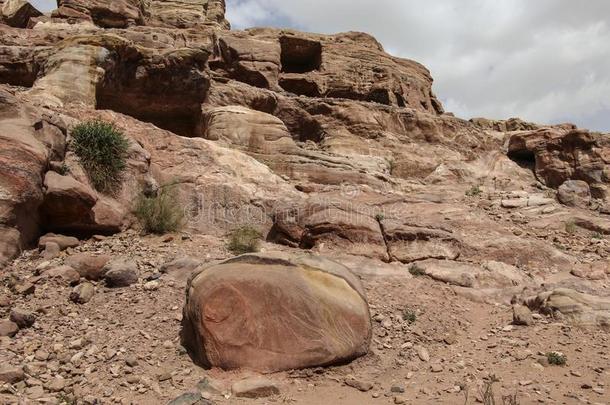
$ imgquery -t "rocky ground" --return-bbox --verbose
[1,217,609,405]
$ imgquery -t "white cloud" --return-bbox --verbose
[226,0,610,132]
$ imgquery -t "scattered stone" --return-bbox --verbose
[65,253,111,281]
[416,346,430,362]
[390,385,405,393]
[394,396,407,404]
[103,258,138,287]
[42,241,61,259]
[167,392,211,405]
[70,282,95,304]
[14,280,35,296]
[0,294,11,307]
[9,308,36,328]
[143,280,160,291]
[512,304,534,326]
[430,363,444,373]
[38,233,80,250]
[0,365,25,383]
[344,375,373,392]
[0,320,19,337]
[43,265,81,285]
[231,376,280,398]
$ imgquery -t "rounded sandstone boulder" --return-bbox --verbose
[181,252,372,373]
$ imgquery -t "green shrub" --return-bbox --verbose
[228,226,261,255]
[546,352,567,366]
[564,221,577,235]
[134,185,184,234]
[591,232,604,240]
[409,263,426,277]
[56,163,70,176]
[375,213,385,222]
[71,120,129,194]
[402,307,417,324]
[466,185,482,197]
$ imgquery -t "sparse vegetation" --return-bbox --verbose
[134,185,184,234]
[475,375,520,405]
[402,307,417,324]
[375,212,385,222]
[71,120,129,194]
[546,351,567,366]
[591,232,604,240]
[564,221,577,234]
[466,185,483,197]
[228,225,262,255]
[56,163,70,175]
[387,158,396,174]
[409,263,426,277]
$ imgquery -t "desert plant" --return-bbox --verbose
[409,263,426,277]
[466,185,483,197]
[591,232,604,240]
[228,225,261,255]
[564,221,577,234]
[134,185,184,234]
[375,212,385,222]
[402,307,417,324]
[56,163,70,175]
[546,351,567,366]
[71,120,129,194]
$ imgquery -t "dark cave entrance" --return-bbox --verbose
[507,149,537,170]
[280,36,322,74]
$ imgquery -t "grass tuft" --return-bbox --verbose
[134,185,184,234]
[228,226,262,255]
[71,120,129,194]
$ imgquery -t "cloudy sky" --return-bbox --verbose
[32,0,610,131]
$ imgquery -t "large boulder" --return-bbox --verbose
[1,0,42,28]
[181,252,371,373]
[526,288,610,329]
[557,180,591,208]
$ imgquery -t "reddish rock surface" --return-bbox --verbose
[182,253,371,372]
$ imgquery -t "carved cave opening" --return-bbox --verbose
[280,36,322,74]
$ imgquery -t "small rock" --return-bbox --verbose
[104,259,138,288]
[231,376,280,398]
[9,308,36,328]
[344,375,373,392]
[70,282,95,304]
[390,385,405,393]
[394,396,407,404]
[430,363,443,373]
[65,253,111,281]
[143,280,160,291]
[0,366,25,383]
[43,265,80,285]
[46,376,67,392]
[167,392,210,405]
[14,281,35,296]
[416,346,430,362]
[512,304,534,326]
[125,356,138,367]
[0,320,19,337]
[42,241,61,259]
[38,233,80,250]
[0,294,11,307]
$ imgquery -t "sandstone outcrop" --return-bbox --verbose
[1,0,41,28]
[181,252,372,372]
[527,288,610,329]
[508,129,609,199]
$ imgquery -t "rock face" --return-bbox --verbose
[1,0,42,28]
[508,129,609,199]
[181,252,372,372]
[527,289,610,329]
